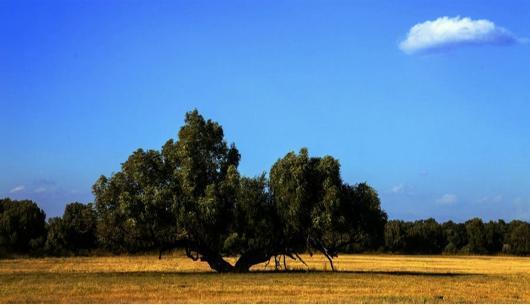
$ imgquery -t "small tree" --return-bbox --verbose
[45,203,97,255]
[405,218,444,254]
[484,220,506,254]
[506,221,530,255]
[45,217,67,256]
[442,221,467,253]
[385,220,407,252]
[464,218,487,254]
[0,198,47,255]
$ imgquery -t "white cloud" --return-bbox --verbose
[9,185,25,193]
[436,193,458,205]
[391,184,405,194]
[34,187,47,193]
[478,194,503,204]
[400,16,521,54]
[389,184,414,195]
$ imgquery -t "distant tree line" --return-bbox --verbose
[2,198,528,259]
[0,198,97,257]
[385,218,530,255]
[1,110,529,270]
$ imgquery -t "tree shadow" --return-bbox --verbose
[26,269,480,277]
[249,269,478,277]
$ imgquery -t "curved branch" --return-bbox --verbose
[294,252,309,267]
[310,238,337,271]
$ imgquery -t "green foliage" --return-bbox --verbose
[162,110,241,265]
[44,217,67,256]
[343,183,387,251]
[384,218,530,255]
[442,221,467,253]
[463,218,487,254]
[91,110,388,271]
[93,148,177,253]
[385,219,444,254]
[505,221,530,255]
[7,109,530,267]
[45,202,97,255]
[232,174,276,255]
[0,198,47,255]
[270,149,335,253]
[384,220,408,252]
[92,110,242,271]
[484,220,506,253]
[270,149,387,263]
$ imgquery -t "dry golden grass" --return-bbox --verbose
[1,252,529,303]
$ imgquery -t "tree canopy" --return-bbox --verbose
[92,109,388,272]
[0,198,46,255]
[45,202,97,255]
[3,110,529,263]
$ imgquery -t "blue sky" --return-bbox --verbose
[1,0,530,221]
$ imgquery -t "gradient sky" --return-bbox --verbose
[2,0,530,221]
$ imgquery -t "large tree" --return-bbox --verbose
[93,110,387,272]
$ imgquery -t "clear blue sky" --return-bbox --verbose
[1,0,529,221]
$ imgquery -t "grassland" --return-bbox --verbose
[1,252,529,303]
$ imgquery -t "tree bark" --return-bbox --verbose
[189,242,235,273]
[234,251,272,273]
[174,240,280,273]
[201,253,234,273]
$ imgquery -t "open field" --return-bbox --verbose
[1,253,529,303]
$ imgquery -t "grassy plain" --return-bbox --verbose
[1,252,529,303]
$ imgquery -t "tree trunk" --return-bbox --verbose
[184,241,235,273]
[201,253,234,273]
[234,251,272,273]
[181,240,275,273]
